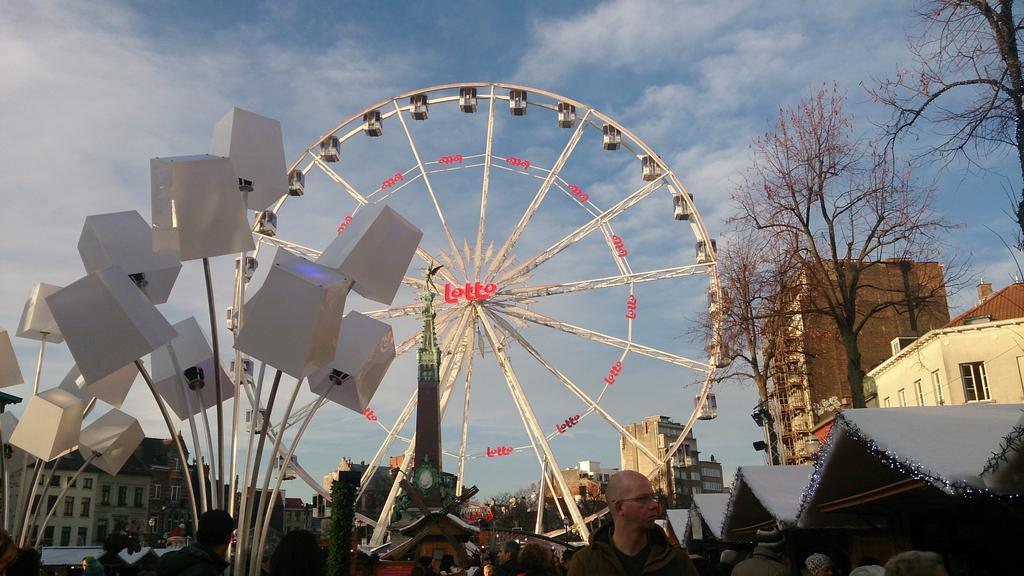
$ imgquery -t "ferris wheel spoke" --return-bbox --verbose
[474,85,497,280]
[359,306,474,505]
[364,302,423,320]
[485,110,593,282]
[476,311,591,541]
[255,235,323,260]
[370,306,476,544]
[495,178,666,285]
[392,100,469,280]
[493,304,711,372]
[414,247,459,285]
[455,321,476,497]
[494,264,714,302]
[487,312,663,469]
[313,158,370,206]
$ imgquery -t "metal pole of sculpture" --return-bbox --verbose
[15,335,47,545]
[236,370,281,573]
[203,258,225,509]
[168,346,209,513]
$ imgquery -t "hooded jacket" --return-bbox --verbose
[567,523,698,576]
[156,544,230,576]
[730,544,791,576]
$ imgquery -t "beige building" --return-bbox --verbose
[620,416,725,506]
[869,282,1024,407]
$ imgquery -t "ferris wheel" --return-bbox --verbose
[255,83,723,542]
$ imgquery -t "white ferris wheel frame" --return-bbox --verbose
[238,82,724,543]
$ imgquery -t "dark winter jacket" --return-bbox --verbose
[567,523,699,576]
[730,546,791,576]
[156,544,230,576]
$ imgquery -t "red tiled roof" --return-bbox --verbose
[284,497,305,510]
[945,283,1024,327]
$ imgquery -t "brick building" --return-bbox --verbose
[767,260,950,464]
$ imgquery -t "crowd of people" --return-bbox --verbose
[12,468,950,576]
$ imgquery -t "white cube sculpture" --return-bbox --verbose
[9,388,86,461]
[59,364,137,409]
[235,250,352,379]
[151,317,234,420]
[0,331,23,388]
[308,311,395,413]
[16,283,64,343]
[211,107,288,211]
[316,203,422,305]
[78,409,145,475]
[78,210,182,305]
[1,413,29,472]
[45,265,178,383]
[150,154,255,261]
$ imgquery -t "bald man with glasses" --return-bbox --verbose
[568,470,698,576]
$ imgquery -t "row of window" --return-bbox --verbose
[39,476,93,489]
[884,363,991,408]
[32,525,88,547]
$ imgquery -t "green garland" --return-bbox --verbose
[328,475,356,576]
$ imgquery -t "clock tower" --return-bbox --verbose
[412,265,444,508]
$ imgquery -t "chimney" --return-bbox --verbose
[978,277,994,303]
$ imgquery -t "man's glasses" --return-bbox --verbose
[615,494,665,505]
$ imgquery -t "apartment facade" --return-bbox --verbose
[870,282,1024,408]
[620,415,726,506]
[768,260,950,464]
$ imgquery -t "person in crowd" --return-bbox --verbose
[883,551,947,576]
[268,529,324,576]
[5,547,40,576]
[805,553,835,576]
[496,541,522,576]
[730,527,790,576]
[517,542,558,576]
[567,470,698,576]
[156,509,234,576]
[849,556,885,576]
[0,530,16,576]
[717,549,739,576]
[411,556,435,576]
[82,555,106,576]
[558,548,575,575]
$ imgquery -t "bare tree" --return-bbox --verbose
[733,85,955,408]
[870,0,1024,243]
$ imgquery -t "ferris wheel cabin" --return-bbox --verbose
[557,102,577,128]
[363,110,383,137]
[319,136,340,162]
[696,239,717,264]
[459,87,477,113]
[509,89,527,115]
[255,210,277,237]
[287,169,305,196]
[641,155,662,181]
[410,94,429,120]
[696,393,718,420]
[602,125,621,150]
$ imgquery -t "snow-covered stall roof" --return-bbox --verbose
[664,508,689,542]
[692,492,730,540]
[41,547,105,566]
[799,404,1024,528]
[722,465,811,539]
[118,547,156,565]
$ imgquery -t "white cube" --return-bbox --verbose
[45,265,178,383]
[9,388,86,461]
[150,317,234,420]
[316,203,422,305]
[0,331,23,388]
[59,364,137,409]
[308,311,394,413]
[235,250,352,379]
[78,210,182,305]
[78,409,145,475]
[210,107,288,211]
[150,154,256,261]
[16,283,64,343]
[1,413,29,473]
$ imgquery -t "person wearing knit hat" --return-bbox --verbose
[731,527,789,576]
[805,553,834,576]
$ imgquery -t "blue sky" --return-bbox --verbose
[1,0,1020,507]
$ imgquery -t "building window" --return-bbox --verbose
[97,522,107,544]
[153,484,162,499]
[134,487,144,507]
[47,496,57,514]
[701,468,721,478]
[171,484,181,502]
[884,397,891,407]
[60,526,71,546]
[914,379,925,406]
[63,496,74,517]
[81,497,91,517]
[101,485,111,505]
[83,478,93,489]
[960,362,991,402]
[77,527,87,546]
[69,478,76,488]
[31,495,40,514]
[117,486,128,506]
[50,475,60,487]
[931,370,944,404]
[43,526,53,545]
[898,388,907,407]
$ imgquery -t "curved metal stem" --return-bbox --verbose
[14,335,46,543]
[136,360,199,529]
[202,258,225,509]
[238,369,281,574]
[168,344,209,513]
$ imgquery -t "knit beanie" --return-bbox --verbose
[805,553,834,574]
